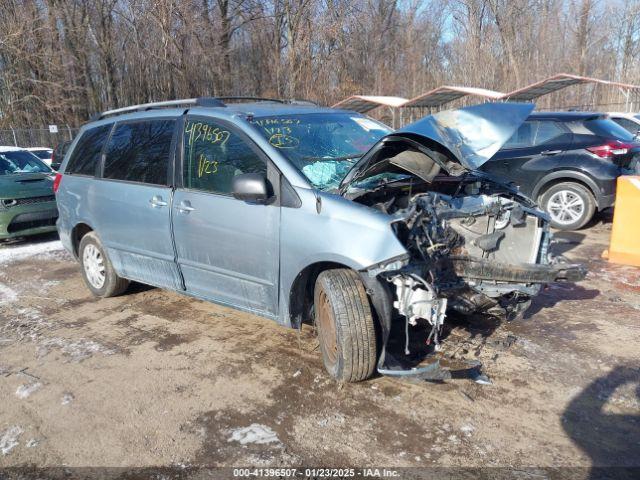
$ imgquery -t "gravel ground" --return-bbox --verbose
[0,212,638,475]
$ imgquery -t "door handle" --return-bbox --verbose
[149,195,167,208]
[176,200,195,213]
[541,149,561,156]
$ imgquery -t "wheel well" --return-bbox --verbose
[288,261,352,328]
[536,177,597,204]
[71,223,93,258]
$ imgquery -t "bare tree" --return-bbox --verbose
[0,0,638,128]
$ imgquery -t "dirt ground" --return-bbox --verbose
[0,211,639,474]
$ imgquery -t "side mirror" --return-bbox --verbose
[232,173,272,204]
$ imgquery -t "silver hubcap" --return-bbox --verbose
[83,244,106,289]
[548,190,585,225]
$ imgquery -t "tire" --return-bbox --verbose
[314,269,377,382]
[79,231,129,297]
[539,182,596,230]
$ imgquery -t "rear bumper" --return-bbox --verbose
[0,202,59,239]
[451,256,587,283]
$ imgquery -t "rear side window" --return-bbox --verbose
[503,121,566,149]
[534,121,565,145]
[611,118,640,135]
[65,125,112,175]
[182,118,266,194]
[103,120,175,185]
[581,118,635,142]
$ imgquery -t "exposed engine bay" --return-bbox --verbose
[346,143,587,361]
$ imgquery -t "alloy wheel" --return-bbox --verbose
[547,190,585,226]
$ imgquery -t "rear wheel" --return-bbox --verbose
[540,182,595,230]
[79,232,129,297]
[314,269,377,382]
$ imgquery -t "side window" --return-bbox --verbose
[502,121,565,149]
[503,122,534,149]
[103,119,175,185]
[183,118,266,194]
[533,121,565,146]
[65,125,112,175]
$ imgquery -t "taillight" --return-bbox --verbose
[53,173,62,193]
[586,141,634,159]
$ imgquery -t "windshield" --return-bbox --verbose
[584,118,636,141]
[30,150,52,159]
[0,150,52,175]
[251,112,391,190]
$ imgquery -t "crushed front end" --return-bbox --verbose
[361,183,586,377]
[341,103,588,377]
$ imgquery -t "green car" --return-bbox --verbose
[0,147,58,240]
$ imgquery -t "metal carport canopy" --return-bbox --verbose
[504,73,640,101]
[402,86,505,108]
[331,95,409,113]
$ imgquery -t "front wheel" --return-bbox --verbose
[79,232,129,297]
[314,269,377,382]
[539,182,596,230]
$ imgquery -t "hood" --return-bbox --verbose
[0,172,54,198]
[340,102,534,190]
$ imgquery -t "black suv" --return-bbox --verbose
[481,112,640,230]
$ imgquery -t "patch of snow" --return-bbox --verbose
[0,426,23,455]
[42,337,115,362]
[61,392,74,405]
[292,369,301,378]
[1,307,54,343]
[26,439,38,448]
[15,382,42,399]
[0,240,64,266]
[228,424,280,445]
[460,424,475,437]
[1,306,114,361]
[0,282,18,305]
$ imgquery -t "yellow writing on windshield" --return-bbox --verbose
[253,118,301,127]
[263,126,299,148]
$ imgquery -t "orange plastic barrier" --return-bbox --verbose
[608,176,640,267]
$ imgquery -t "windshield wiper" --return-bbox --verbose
[301,153,363,163]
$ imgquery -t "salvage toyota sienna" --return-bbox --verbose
[55,98,586,382]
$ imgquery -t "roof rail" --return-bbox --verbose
[216,96,285,104]
[92,96,321,121]
[95,97,225,120]
[218,97,319,106]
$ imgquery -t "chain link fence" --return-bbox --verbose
[0,126,79,149]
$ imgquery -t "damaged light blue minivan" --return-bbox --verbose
[55,98,586,382]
